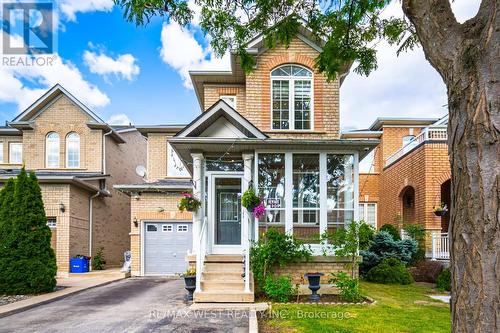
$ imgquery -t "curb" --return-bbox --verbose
[0,277,126,319]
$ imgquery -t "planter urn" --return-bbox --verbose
[434,210,447,217]
[304,272,324,302]
[184,275,196,301]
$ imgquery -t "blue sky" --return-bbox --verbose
[0,0,481,129]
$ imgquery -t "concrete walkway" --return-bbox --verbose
[0,277,249,333]
[0,269,127,318]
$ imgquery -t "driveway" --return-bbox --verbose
[0,278,249,333]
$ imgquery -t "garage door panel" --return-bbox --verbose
[144,222,192,275]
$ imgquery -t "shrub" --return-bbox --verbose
[359,222,376,250]
[380,224,400,240]
[366,258,413,285]
[0,169,57,295]
[409,260,444,283]
[360,231,418,274]
[403,224,427,265]
[263,276,295,302]
[250,229,311,292]
[436,268,451,292]
[329,272,363,302]
[92,247,106,270]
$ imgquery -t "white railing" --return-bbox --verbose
[385,127,448,167]
[432,232,450,260]
[195,217,208,292]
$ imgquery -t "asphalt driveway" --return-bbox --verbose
[0,278,249,333]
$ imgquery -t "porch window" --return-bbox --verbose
[257,153,285,225]
[206,157,243,172]
[327,154,355,232]
[271,65,313,130]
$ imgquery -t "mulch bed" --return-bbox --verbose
[257,294,373,305]
[0,286,67,306]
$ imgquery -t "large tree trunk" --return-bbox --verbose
[403,1,500,331]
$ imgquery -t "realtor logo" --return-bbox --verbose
[2,1,55,54]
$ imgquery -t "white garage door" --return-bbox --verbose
[144,221,192,275]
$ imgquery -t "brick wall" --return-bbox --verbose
[204,85,246,113]
[147,133,168,181]
[129,192,192,276]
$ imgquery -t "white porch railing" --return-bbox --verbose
[385,127,448,167]
[195,217,208,292]
[432,232,450,260]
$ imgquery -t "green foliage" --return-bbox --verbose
[241,185,260,209]
[263,275,295,302]
[360,231,418,275]
[436,268,451,292]
[0,169,57,295]
[366,258,413,285]
[403,224,426,265]
[358,222,375,250]
[178,193,201,212]
[329,272,363,302]
[114,1,417,80]
[250,229,311,293]
[380,224,400,240]
[92,247,106,270]
[184,267,196,276]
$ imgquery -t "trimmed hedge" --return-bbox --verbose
[366,258,413,285]
[436,268,451,292]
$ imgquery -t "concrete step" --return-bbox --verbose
[204,255,243,263]
[201,281,247,291]
[194,291,254,303]
[202,272,245,281]
[203,262,244,273]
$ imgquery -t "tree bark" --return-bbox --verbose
[403,0,500,331]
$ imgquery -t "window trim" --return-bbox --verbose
[65,132,80,169]
[9,142,22,164]
[0,142,3,163]
[45,132,60,168]
[162,224,173,232]
[270,64,314,131]
[177,224,188,233]
[359,202,377,228]
[47,217,57,228]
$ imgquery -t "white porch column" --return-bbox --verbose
[191,153,204,255]
[242,153,254,293]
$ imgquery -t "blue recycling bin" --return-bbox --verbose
[70,257,89,273]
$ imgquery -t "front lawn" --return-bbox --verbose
[260,282,451,333]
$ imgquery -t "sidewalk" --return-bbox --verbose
[0,269,128,318]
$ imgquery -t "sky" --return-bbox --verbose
[0,0,481,130]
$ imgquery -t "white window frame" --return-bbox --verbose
[0,142,3,163]
[45,132,60,168]
[359,202,377,228]
[177,224,188,233]
[270,65,314,131]
[220,95,237,109]
[255,150,359,241]
[66,132,80,168]
[47,217,57,228]
[162,224,173,232]
[9,142,22,164]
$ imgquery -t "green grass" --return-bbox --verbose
[260,282,451,333]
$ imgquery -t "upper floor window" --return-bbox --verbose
[46,132,60,168]
[220,95,237,109]
[9,142,22,164]
[271,65,313,130]
[0,142,3,163]
[66,132,80,168]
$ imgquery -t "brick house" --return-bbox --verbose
[116,27,379,302]
[0,84,146,275]
[343,116,451,258]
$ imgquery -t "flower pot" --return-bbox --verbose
[434,210,447,217]
[184,275,196,301]
[304,272,324,302]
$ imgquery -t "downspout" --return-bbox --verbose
[89,191,100,270]
[102,130,113,175]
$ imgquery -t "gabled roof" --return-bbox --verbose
[175,99,268,140]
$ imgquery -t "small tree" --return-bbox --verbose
[0,169,57,295]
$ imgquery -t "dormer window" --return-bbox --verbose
[271,65,313,130]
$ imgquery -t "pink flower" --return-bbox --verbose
[252,202,266,219]
[182,192,193,198]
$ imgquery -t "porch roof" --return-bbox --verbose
[114,179,192,194]
[169,137,379,173]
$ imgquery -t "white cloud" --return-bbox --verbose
[107,113,132,125]
[59,0,114,21]
[83,50,140,82]
[159,22,230,89]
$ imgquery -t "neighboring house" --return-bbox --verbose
[344,116,451,259]
[0,84,146,275]
[116,26,379,303]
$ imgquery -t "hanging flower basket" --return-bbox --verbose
[178,193,202,212]
[433,203,448,216]
[241,185,266,219]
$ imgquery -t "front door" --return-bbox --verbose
[212,176,242,253]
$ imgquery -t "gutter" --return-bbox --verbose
[102,130,113,175]
[88,188,111,270]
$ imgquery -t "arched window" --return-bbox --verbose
[46,132,60,168]
[270,65,313,130]
[66,132,80,168]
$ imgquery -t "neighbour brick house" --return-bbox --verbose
[116,27,378,303]
[344,116,451,257]
[0,84,146,275]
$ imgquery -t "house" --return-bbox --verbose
[344,116,451,259]
[0,84,147,276]
[115,27,379,302]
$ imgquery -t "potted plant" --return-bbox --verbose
[178,193,202,213]
[433,203,448,216]
[183,267,196,301]
[241,185,266,219]
[304,272,324,302]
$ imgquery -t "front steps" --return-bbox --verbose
[194,254,254,303]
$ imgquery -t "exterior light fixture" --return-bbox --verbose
[157,207,165,213]
[59,202,65,213]
[133,217,138,227]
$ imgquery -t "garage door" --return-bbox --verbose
[144,221,192,275]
